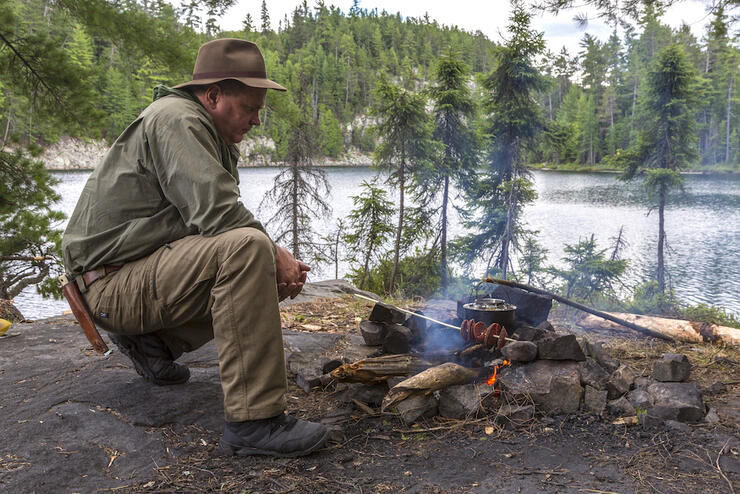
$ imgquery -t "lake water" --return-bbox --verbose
[13,168,740,319]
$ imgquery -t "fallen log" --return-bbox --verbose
[578,312,740,347]
[381,362,480,412]
[329,354,430,383]
[483,277,673,341]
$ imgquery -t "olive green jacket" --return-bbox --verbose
[62,91,269,276]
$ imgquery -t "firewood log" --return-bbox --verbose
[329,354,430,383]
[381,363,480,412]
[578,312,740,346]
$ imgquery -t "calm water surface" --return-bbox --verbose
[14,168,740,318]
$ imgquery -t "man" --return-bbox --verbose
[62,39,327,457]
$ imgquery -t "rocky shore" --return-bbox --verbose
[1,280,737,493]
[38,136,373,170]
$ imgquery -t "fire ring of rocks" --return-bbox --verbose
[291,292,709,429]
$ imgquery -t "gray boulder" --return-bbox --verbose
[579,357,609,390]
[395,394,439,425]
[627,389,651,411]
[607,396,636,417]
[647,382,705,423]
[652,353,691,382]
[499,360,583,413]
[606,364,634,399]
[369,301,407,325]
[634,376,655,390]
[537,334,586,361]
[584,385,608,415]
[438,384,483,419]
[514,324,550,342]
[501,341,538,362]
[584,340,620,373]
[495,404,535,428]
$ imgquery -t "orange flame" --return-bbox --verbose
[486,359,511,386]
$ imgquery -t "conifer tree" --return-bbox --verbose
[621,44,700,295]
[261,0,271,33]
[261,87,331,264]
[372,80,434,293]
[458,2,545,279]
[343,179,396,289]
[427,49,479,293]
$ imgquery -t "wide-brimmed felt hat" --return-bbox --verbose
[174,38,286,91]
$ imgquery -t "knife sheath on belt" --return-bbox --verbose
[59,274,110,355]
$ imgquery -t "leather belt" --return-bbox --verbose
[75,265,121,292]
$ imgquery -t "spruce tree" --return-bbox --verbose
[261,87,331,265]
[372,80,434,293]
[621,44,700,295]
[426,48,479,293]
[343,179,395,290]
[458,2,545,279]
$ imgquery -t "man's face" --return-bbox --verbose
[207,85,267,144]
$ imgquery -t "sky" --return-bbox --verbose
[210,0,719,54]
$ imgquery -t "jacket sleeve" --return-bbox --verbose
[146,108,270,239]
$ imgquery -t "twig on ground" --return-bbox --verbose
[716,439,735,494]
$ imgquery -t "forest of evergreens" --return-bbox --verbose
[1,0,738,326]
[2,0,738,168]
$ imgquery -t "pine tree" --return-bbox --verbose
[621,44,700,295]
[426,48,479,293]
[260,0,271,33]
[372,79,434,293]
[261,87,331,264]
[343,178,395,289]
[460,2,545,279]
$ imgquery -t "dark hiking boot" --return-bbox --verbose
[109,333,190,385]
[219,414,328,457]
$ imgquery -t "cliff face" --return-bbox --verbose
[38,135,373,170]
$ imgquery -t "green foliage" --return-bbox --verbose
[342,178,395,290]
[350,249,441,298]
[550,234,628,303]
[0,150,64,299]
[458,3,544,279]
[677,303,740,329]
[318,106,343,157]
[515,234,549,287]
[372,78,435,292]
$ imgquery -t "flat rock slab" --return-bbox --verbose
[499,360,583,413]
[0,283,377,493]
[653,353,691,382]
[647,382,705,423]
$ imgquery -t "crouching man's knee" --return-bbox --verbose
[216,227,277,270]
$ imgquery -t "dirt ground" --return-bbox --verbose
[114,298,739,493]
[1,295,737,493]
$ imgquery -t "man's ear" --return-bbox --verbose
[204,84,222,109]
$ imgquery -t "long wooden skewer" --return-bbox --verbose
[483,277,672,341]
[353,293,517,343]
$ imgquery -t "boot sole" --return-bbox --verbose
[218,430,328,458]
[112,336,190,386]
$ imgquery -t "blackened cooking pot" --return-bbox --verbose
[461,298,516,329]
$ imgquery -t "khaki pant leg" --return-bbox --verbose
[84,227,286,421]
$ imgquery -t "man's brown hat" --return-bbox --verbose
[174,38,286,91]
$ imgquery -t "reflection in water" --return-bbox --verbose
[14,169,740,319]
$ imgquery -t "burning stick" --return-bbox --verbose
[486,359,511,396]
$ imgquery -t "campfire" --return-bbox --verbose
[294,285,711,429]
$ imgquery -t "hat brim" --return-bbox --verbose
[173,76,286,91]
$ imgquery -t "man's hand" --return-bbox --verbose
[275,246,310,301]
